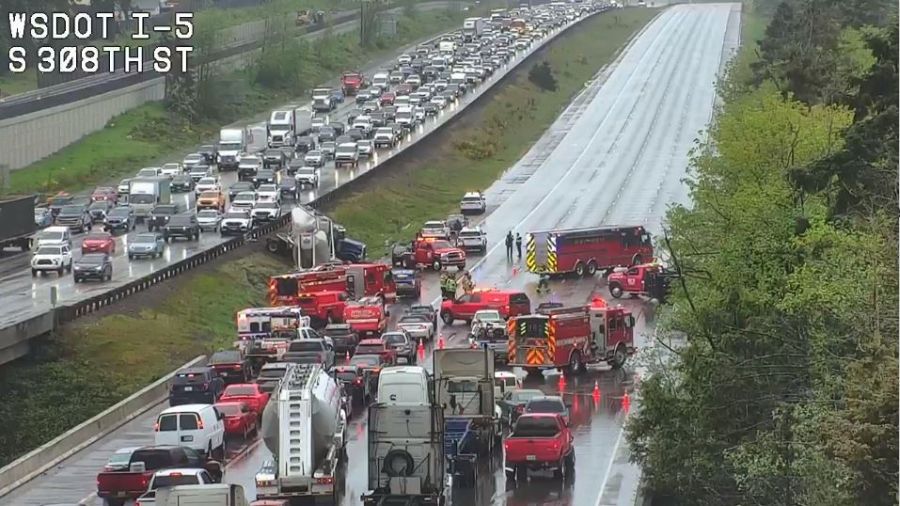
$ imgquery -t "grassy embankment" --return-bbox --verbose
[0,7,658,466]
[6,4,469,197]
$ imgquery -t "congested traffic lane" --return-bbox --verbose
[0,8,578,334]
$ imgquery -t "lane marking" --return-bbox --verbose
[594,423,626,506]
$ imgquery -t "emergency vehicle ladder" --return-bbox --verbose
[281,364,321,477]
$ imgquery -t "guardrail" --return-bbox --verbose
[0,355,206,498]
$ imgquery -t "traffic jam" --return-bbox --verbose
[35,3,680,506]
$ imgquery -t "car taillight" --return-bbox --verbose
[516,405,524,413]
[153,422,159,431]
[233,365,243,370]
[316,476,334,485]
[354,378,362,384]
[197,418,204,429]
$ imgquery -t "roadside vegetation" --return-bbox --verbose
[625,0,899,504]
[6,4,470,197]
[0,7,656,466]
[324,7,660,252]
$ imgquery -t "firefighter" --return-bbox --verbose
[505,231,514,261]
[446,274,459,299]
[537,271,550,294]
[440,273,450,299]
[515,233,522,259]
[461,271,474,294]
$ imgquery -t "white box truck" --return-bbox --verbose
[462,17,485,41]
[128,177,171,221]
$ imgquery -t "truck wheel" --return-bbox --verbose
[586,261,598,276]
[564,452,576,480]
[57,266,64,276]
[610,344,627,369]
[441,311,454,325]
[609,283,624,298]
[574,262,586,277]
[432,259,442,271]
[515,465,528,483]
[31,269,37,277]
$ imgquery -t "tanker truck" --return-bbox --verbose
[265,206,367,268]
[255,363,348,504]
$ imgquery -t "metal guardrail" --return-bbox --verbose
[48,5,607,326]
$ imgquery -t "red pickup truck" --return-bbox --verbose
[96,445,210,505]
[504,413,575,482]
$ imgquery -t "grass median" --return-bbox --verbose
[7,4,470,198]
[0,7,659,467]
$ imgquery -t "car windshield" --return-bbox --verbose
[224,212,248,219]
[215,404,243,416]
[131,194,155,204]
[258,185,277,192]
[79,254,105,265]
[527,399,565,413]
[256,202,278,209]
[36,246,62,255]
[84,234,109,241]
[259,368,287,379]
[513,416,561,437]
[133,234,158,244]
[106,450,133,467]
[289,341,323,352]
[459,230,481,237]
[38,230,64,241]
[235,194,255,202]
[152,474,201,488]
[512,390,544,403]
[89,201,108,209]
[58,205,83,216]
[225,385,257,396]
[400,316,427,324]
[307,151,322,157]
[197,210,218,218]
[108,208,130,217]
[185,154,202,162]
[173,175,189,182]
[210,351,241,364]
[476,311,502,322]
[382,334,406,345]
[350,355,380,367]
[168,216,193,225]
[198,178,216,185]
[431,240,453,249]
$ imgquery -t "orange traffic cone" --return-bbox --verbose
[512,266,518,276]
[345,350,350,362]
[622,391,631,410]
[438,334,445,349]
[593,380,601,397]
[417,338,425,358]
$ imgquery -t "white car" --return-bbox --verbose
[460,191,486,214]
[188,165,211,182]
[398,53,412,65]
[357,140,374,157]
[195,177,220,195]
[136,167,162,178]
[334,143,359,167]
[221,210,254,236]
[311,115,328,131]
[294,167,320,187]
[34,226,72,248]
[396,314,435,341]
[405,74,422,88]
[421,220,450,239]
[196,209,222,231]
[255,184,280,203]
[430,95,448,109]
[31,244,73,276]
[304,150,325,168]
[252,201,282,222]
[457,226,487,253]
[352,119,373,135]
[160,163,182,178]
[229,191,257,212]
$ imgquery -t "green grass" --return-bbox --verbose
[0,71,38,96]
[324,7,661,254]
[0,253,287,467]
[9,7,470,198]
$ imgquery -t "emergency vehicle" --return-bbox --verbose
[506,297,635,374]
[342,296,388,337]
[607,261,675,302]
[235,307,311,371]
[524,225,653,277]
[268,263,396,306]
[293,290,350,327]
[394,236,466,271]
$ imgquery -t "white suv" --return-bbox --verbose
[31,244,74,276]
[460,191,486,214]
[457,226,487,253]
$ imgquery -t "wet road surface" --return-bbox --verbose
[0,4,740,505]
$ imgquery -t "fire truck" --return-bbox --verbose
[524,225,653,277]
[506,297,635,375]
[294,290,351,327]
[235,307,311,373]
[342,297,388,337]
[268,263,396,306]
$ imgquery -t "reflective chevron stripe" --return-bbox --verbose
[525,233,538,272]
[526,348,545,365]
[547,234,558,272]
[507,319,517,363]
[546,320,555,359]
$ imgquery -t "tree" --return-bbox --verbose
[528,61,558,91]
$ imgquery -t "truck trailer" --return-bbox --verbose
[255,363,347,504]
[0,194,37,251]
[524,225,653,277]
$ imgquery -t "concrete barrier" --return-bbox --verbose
[0,355,206,497]
[0,311,55,365]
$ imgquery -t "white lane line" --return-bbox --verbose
[428,10,675,309]
[594,424,626,506]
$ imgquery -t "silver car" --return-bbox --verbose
[127,232,166,259]
[196,209,222,231]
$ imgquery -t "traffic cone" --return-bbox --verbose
[438,334,445,349]
[593,381,601,399]
[345,350,350,362]
[622,391,631,410]
[417,338,425,359]
[512,266,518,277]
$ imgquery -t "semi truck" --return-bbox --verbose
[255,363,348,504]
[218,127,253,170]
[362,402,446,504]
[128,177,171,222]
[267,110,296,148]
[462,17,485,41]
[0,194,37,251]
[265,206,366,268]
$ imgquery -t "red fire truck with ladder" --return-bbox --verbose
[506,297,635,375]
[524,225,653,277]
[268,263,396,306]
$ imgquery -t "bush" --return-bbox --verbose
[528,61,558,91]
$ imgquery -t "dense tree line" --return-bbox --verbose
[626,0,898,504]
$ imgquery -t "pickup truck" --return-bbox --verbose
[504,413,575,483]
[134,467,220,505]
[281,336,335,370]
[96,445,210,505]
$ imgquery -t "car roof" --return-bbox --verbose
[527,395,564,403]
[158,404,215,414]
[153,468,207,476]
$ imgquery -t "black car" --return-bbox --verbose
[171,174,194,192]
[346,128,364,142]
[279,178,299,200]
[391,242,413,267]
[323,323,359,355]
[168,366,225,406]
[104,206,136,232]
[73,253,112,282]
[163,213,201,241]
[147,204,181,232]
[252,169,276,188]
[392,269,421,298]
[333,365,371,409]
[295,136,316,154]
[55,204,92,233]
[330,122,346,136]
[423,102,439,116]
[263,148,288,169]
[208,350,251,385]
[198,144,218,164]
[87,200,113,223]
[228,181,255,201]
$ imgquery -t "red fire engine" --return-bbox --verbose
[524,225,653,277]
[268,263,396,306]
[294,290,351,327]
[343,296,388,337]
[506,296,635,375]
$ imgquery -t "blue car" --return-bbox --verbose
[330,88,345,104]
[128,232,166,259]
[392,268,421,298]
[34,207,53,228]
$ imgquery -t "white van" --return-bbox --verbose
[34,226,72,249]
[377,366,431,405]
[154,404,226,458]
[372,71,390,90]
[494,371,521,400]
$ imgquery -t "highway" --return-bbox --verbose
[0,7,586,332]
[0,4,739,505]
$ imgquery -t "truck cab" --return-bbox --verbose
[607,262,673,302]
[342,297,387,337]
[295,290,350,327]
[406,236,467,271]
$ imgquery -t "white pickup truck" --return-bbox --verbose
[135,468,219,506]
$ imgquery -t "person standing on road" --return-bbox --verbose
[505,231,514,261]
[446,274,459,299]
[515,233,523,260]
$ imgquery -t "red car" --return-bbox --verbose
[91,187,118,204]
[81,232,116,254]
[215,401,258,439]
[220,383,269,417]
[379,92,396,106]
[354,338,396,364]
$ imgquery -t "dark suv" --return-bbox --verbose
[73,253,112,282]
[148,204,181,231]
[55,205,92,233]
[322,323,360,355]
[104,206,135,233]
[168,366,225,406]
[208,350,251,385]
[163,213,201,241]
